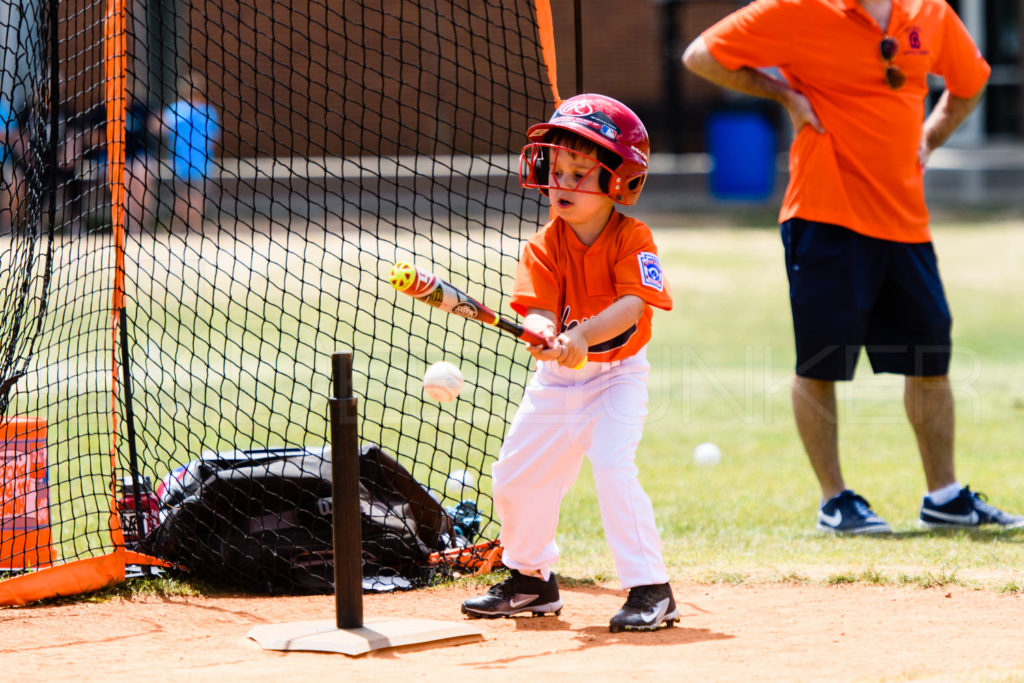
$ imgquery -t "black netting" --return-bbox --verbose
[1,0,556,593]
[1,0,118,574]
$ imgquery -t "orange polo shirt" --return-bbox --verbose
[511,211,673,363]
[703,0,990,243]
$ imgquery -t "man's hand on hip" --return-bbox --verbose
[783,89,825,135]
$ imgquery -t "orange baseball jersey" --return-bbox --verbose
[703,0,990,243]
[510,211,673,363]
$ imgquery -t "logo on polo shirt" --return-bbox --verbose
[902,26,929,55]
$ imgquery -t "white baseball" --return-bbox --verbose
[445,469,475,497]
[693,441,722,466]
[422,361,464,402]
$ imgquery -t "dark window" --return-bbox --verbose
[929,0,1021,138]
[984,0,1021,136]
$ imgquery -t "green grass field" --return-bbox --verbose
[551,216,1024,591]
[7,215,1023,596]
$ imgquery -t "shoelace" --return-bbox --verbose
[489,573,520,596]
[969,491,1000,519]
[492,571,545,597]
[850,495,875,518]
[624,586,661,609]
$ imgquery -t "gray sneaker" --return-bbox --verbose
[817,490,892,534]
[919,486,1024,529]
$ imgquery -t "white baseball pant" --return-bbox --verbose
[492,348,668,588]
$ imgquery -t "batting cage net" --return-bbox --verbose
[0,0,562,601]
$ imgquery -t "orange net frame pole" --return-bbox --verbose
[533,0,563,107]
[104,0,128,555]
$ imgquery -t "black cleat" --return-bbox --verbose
[609,583,680,633]
[461,570,562,619]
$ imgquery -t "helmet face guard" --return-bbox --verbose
[518,142,616,198]
[521,93,650,206]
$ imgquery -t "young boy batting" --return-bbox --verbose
[461,94,677,633]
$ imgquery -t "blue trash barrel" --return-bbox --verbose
[707,109,777,201]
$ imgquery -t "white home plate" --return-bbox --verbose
[248,617,483,656]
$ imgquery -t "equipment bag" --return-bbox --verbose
[141,443,453,594]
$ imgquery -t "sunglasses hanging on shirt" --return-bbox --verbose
[880,36,906,90]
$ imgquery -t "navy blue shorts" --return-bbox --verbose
[780,218,952,381]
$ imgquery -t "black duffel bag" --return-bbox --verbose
[141,443,453,594]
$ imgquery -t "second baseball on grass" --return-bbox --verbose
[693,441,722,466]
[422,361,464,402]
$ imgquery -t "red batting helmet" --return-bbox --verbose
[519,93,650,206]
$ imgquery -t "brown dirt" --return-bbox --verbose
[2,582,1022,682]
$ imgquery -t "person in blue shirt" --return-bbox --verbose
[156,71,220,228]
[0,97,24,232]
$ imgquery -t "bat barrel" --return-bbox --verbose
[388,262,418,292]
[389,261,438,298]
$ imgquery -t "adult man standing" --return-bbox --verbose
[683,0,1023,533]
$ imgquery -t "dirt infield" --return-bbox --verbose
[3,581,1022,681]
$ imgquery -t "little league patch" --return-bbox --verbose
[637,252,663,291]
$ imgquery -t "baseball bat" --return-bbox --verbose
[388,261,546,346]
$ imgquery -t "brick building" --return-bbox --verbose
[7,0,1021,158]
[546,0,1023,153]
